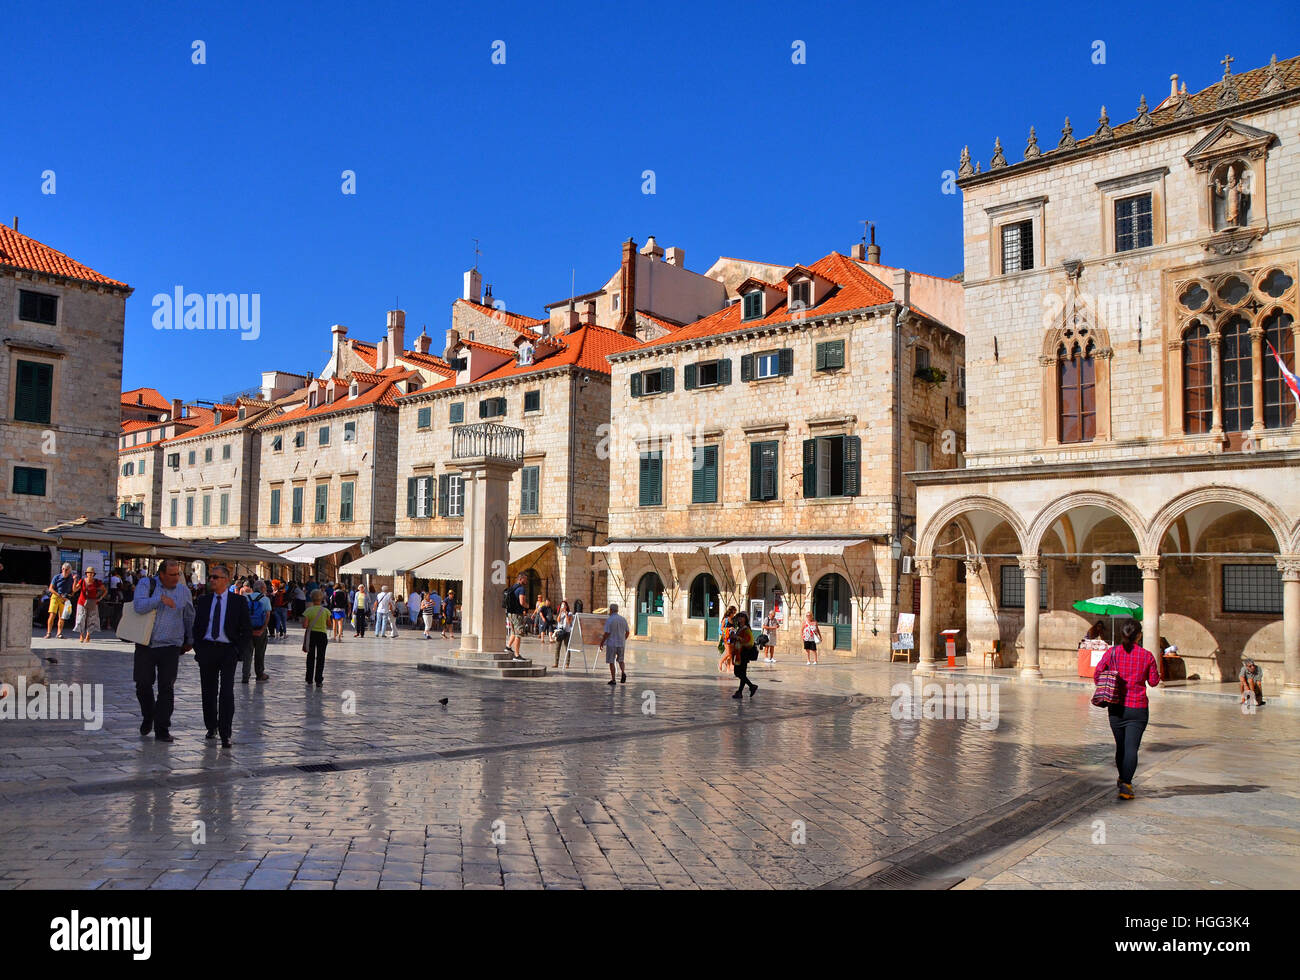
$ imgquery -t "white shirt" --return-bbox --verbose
[377,591,394,613]
[602,613,630,648]
[204,592,230,644]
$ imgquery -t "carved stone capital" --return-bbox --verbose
[1038,355,1056,367]
[1167,338,1185,351]
[1276,556,1300,581]
[1135,555,1161,576]
[1017,555,1041,575]
[914,557,936,577]
[963,558,985,577]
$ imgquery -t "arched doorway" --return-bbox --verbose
[748,572,785,628]
[522,567,541,608]
[813,573,852,650]
[688,573,720,640]
[635,572,664,636]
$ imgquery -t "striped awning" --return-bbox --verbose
[710,539,791,555]
[767,538,874,555]
[639,541,723,554]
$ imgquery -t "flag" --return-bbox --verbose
[1267,340,1300,409]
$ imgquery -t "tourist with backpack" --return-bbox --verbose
[1093,621,1160,800]
[505,573,529,662]
[241,579,272,684]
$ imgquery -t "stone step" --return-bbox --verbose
[434,653,536,666]
[418,660,548,679]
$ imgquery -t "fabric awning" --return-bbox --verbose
[411,544,464,580]
[258,542,305,556]
[508,541,550,565]
[0,515,57,545]
[768,538,874,555]
[338,540,457,576]
[588,543,642,554]
[279,540,360,564]
[640,541,723,554]
[710,539,792,555]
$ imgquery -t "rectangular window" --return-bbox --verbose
[291,486,304,524]
[915,347,931,373]
[697,361,720,387]
[642,371,662,395]
[802,435,859,497]
[815,340,845,372]
[790,281,811,309]
[417,407,432,429]
[437,474,464,517]
[450,402,464,424]
[138,457,147,473]
[639,451,663,506]
[1001,220,1034,274]
[186,450,195,466]
[12,466,47,496]
[293,431,306,448]
[202,495,211,526]
[169,497,179,527]
[1114,193,1154,252]
[479,397,506,419]
[1105,564,1143,594]
[742,292,763,320]
[343,421,356,442]
[521,465,540,514]
[13,360,54,424]
[167,452,180,468]
[186,496,195,526]
[221,444,231,460]
[757,352,780,379]
[999,564,1049,610]
[271,435,283,452]
[1222,564,1283,614]
[318,426,330,446]
[340,481,354,522]
[631,367,673,397]
[524,390,541,413]
[750,441,779,501]
[314,483,328,523]
[913,439,931,472]
[269,488,281,526]
[691,444,718,504]
[204,447,213,463]
[18,289,58,325]
[219,493,229,525]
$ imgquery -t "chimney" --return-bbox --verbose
[377,336,390,370]
[387,310,406,363]
[483,284,495,308]
[565,302,581,332]
[618,237,638,337]
[583,299,597,325]
[414,327,431,355]
[851,243,866,261]
[331,323,348,361]
[1170,73,1179,99]
[170,398,183,421]
[664,246,684,267]
[463,267,482,304]
[866,223,881,264]
[891,268,911,309]
[443,328,461,361]
[640,235,665,261]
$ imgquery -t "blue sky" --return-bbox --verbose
[5,0,1297,400]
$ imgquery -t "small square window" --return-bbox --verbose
[642,371,663,395]
[271,435,283,452]
[13,466,47,496]
[293,431,306,448]
[756,352,780,379]
[696,362,719,387]
[343,421,356,442]
[524,390,541,413]
[742,292,763,321]
[450,402,465,424]
[1001,220,1034,274]
[318,426,330,446]
[417,407,432,429]
[1115,193,1154,252]
[815,340,845,372]
[18,290,58,325]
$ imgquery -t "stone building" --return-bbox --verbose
[388,315,641,607]
[120,387,173,424]
[252,310,453,579]
[914,54,1300,693]
[159,398,280,540]
[600,246,966,658]
[1,221,132,528]
[116,402,209,529]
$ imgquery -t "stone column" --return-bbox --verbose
[1136,555,1161,661]
[456,455,522,656]
[1018,556,1042,678]
[1209,334,1224,442]
[0,584,46,687]
[915,557,938,672]
[1278,556,1300,695]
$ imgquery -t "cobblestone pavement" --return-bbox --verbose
[1,631,1295,889]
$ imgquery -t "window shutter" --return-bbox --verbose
[778,348,794,376]
[760,442,777,500]
[406,477,417,517]
[639,453,661,506]
[749,442,761,500]
[802,439,817,498]
[815,344,827,371]
[437,475,449,517]
[16,361,53,424]
[630,372,642,398]
[692,447,705,502]
[660,367,674,393]
[740,354,754,382]
[717,359,731,386]
[450,402,464,424]
[829,340,845,369]
[479,400,489,419]
[683,363,697,390]
[842,435,861,496]
[704,444,717,500]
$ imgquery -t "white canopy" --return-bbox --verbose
[409,540,551,580]
[768,538,874,555]
[588,543,642,554]
[710,539,792,555]
[278,540,361,564]
[639,541,723,554]
[339,540,458,576]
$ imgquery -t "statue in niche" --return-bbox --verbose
[1211,163,1252,229]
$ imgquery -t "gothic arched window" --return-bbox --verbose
[1262,309,1296,429]
[1220,315,1253,432]
[1058,339,1096,443]
[1181,322,1213,434]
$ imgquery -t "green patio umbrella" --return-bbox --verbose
[1072,594,1143,643]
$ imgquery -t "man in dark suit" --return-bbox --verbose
[192,564,251,749]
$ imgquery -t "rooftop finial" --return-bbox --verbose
[1057,116,1076,150]
[1174,82,1194,119]
[1094,105,1114,141]
[1260,53,1286,96]
[1216,54,1240,106]
[990,137,1007,169]
[1024,125,1041,159]
[1134,94,1153,130]
[958,145,974,178]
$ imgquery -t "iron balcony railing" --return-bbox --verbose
[451,422,524,462]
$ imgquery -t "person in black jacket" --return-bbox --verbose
[192,564,252,748]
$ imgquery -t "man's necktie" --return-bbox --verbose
[209,595,222,642]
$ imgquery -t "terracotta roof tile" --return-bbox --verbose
[120,387,171,410]
[455,297,546,332]
[0,224,130,290]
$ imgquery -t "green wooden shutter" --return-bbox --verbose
[683,363,697,390]
[639,453,661,506]
[740,354,754,382]
[341,481,354,521]
[450,402,464,424]
[815,344,827,371]
[691,446,704,502]
[15,361,53,424]
[522,466,539,514]
[778,348,794,376]
[703,444,717,501]
[479,400,489,419]
[630,373,642,398]
[749,442,761,500]
[406,477,417,517]
[717,359,731,386]
[802,439,818,498]
[828,340,845,369]
[437,475,449,517]
[418,407,431,428]
[760,442,778,500]
[842,435,861,496]
[660,367,674,393]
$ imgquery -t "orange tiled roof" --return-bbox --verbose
[638,252,893,350]
[0,223,130,290]
[121,387,171,411]
[402,324,641,397]
[636,311,685,331]
[261,368,418,425]
[397,349,456,376]
[455,297,546,333]
[119,419,159,433]
[349,340,379,368]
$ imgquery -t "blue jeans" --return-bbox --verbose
[272,607,287,636]
[374,612,392,636]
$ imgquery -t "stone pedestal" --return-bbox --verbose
[456,455,522,657]
[0,584,46,687]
